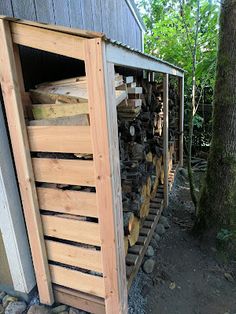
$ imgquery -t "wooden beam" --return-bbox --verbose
[10,22,86,60]
[179,76,184,167]
[85,39,128,314]
[163,73,169,208]
[106,43,184,77]
[0,19,53,304]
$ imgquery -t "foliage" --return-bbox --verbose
[136,0,219,100]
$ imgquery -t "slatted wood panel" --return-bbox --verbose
[42,215,101,246]
[50,265,105,298]
[46,240,102,273]
[32,158,95,186]
[28,126,92,153]
[37,187,97,218]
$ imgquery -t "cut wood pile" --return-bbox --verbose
[28,73,179,259]
[115,74,180,253]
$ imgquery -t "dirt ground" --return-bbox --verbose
[128,169,236,314]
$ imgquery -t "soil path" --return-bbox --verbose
[128,170,236,314]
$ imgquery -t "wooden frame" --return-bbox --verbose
[0,16,184,314]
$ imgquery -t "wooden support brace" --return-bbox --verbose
[163,73,169,208]
[85,38,128,314]
[179,76,184,167]
[0,19,54,305]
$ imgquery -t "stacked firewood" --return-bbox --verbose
[116,75,179,252]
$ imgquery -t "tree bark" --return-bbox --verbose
[197,0,236,230]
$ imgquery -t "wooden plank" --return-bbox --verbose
[163,73,169,207]
[179,76,184,167]
[127,87,142,94]
[0,19,53,304]
[28,126,92,154]
[42,215,101,246]
[32,158,95,186]
[54,285,105,314]
[85,40,128,313]
[115,89,127,106]
[32,103,89,119]
[10,22,86,60]
[37,187,97,218]
[128,245,142,255]
[45,240,102,273]
[126,254,138,266]
[50,265,105,298]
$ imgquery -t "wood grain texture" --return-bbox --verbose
[10,22,86,60]
[32,158,95,186]
[85,39,128,313]
[0,19,53,304]
[50,265,105,298]
[42,214,101,246]
[46,240,102,272]
[28,126,92,154]
[54,285,105,314]
[37,187,97,217]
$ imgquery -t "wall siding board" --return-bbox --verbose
[0,0,142,50]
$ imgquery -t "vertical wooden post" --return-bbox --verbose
[0,19,54,305]
[179,76,184,167]
[163,73,169,207]
[85,39,128,314]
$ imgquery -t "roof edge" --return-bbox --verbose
[125,0,147,32]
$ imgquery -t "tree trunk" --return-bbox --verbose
[197,0,236,231]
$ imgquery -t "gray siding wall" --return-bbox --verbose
[0,0,143,50]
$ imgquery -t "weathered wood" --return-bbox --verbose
[163,73,169,207]
[45,240,102,272]
[50,265,105,298]
[179,76,184,167]
[32,158,95,186]
[54,285,106,314]
[37,187,97,218]
[0,19,53,304]
[42,215,101,246]
[28,126,92,154]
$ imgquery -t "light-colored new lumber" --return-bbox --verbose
[125,76,134,84]
[85,40,128,313]
[28,126,92,154]
[29,114,89,126]
[0,19,53,304]
[127,87,142,94]
[50,265,105,298]
[11,22,86,60]
[163,73,169,207]
[42,215,101,246]
[45,240,102,273]
[115,89,128,106]
[32,158,95,186]
[37,187,97,218]
[32,103,89,120]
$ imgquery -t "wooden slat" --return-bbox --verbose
[126,254,138,266]
[46,240,102,273]
[32,103,89,120]
[10,22,86,60]
[32,158,95,186]
[0,19,53,304]
[42,215,101,246]
[37,187,97,218]
[54,285,105,314]
[50,265,105,298]
[28,126,92,154]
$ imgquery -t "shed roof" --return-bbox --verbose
[0,16,184,75]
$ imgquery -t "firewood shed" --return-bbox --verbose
[0,16,184,314]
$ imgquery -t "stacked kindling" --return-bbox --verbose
[116,75,179,253]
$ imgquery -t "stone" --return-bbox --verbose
[224,272,234,282]
[155,223,166,235]
[141,284,150,298]
[52,305,68,314]
[145,245,154,257]
[159,216,170,229]
[154,233,161,242]
[143,259,155,274]
[69,308,80,314]
[2,295,18,308]
[27,304,51,314]
[0,291,6,303]
[5,301,27,314]
[0,305,4,314]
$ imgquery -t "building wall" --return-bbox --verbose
[0,0,143,50]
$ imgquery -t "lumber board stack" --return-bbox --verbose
[116,75,179,254]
